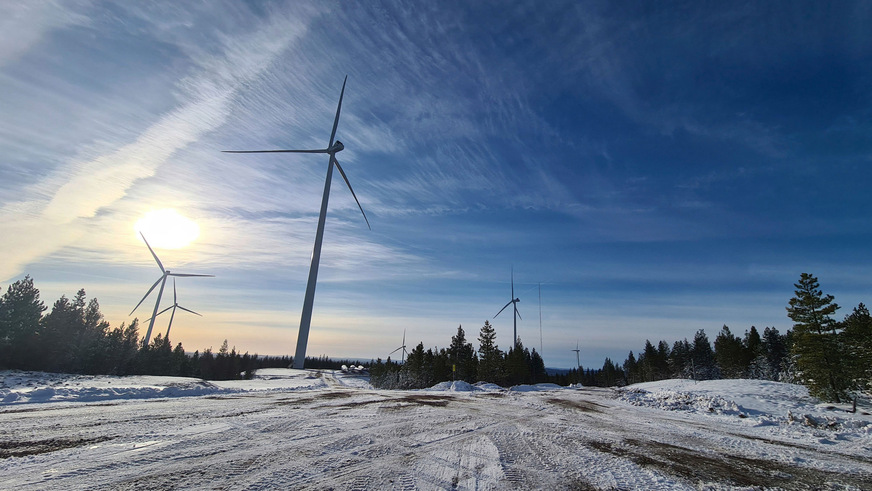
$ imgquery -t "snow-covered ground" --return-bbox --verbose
[2,370,870,489]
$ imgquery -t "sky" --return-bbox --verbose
[1,0,871,370]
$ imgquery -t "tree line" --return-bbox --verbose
[369,321,550,389]
[4,273,868,402]
[0,276,307,380]
[565,273,870,403]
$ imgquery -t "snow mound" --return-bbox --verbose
[428,381,476,392]
[621,387,742,416]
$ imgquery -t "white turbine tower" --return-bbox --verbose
[223,76,370,370]
[388,329,409,363]
[130,232,213,346]
[572,341,581,384]
[145,278,202,340]
[494,268,521,349]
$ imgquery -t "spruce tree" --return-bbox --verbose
[0,275,46,369]
[623,351,640,384]
[691,329,718,380]
[786,273,847,402]
[476,320,502,383]
[449,325,476,382]
[669,339,692,378]
[761,326,788,381]
[714,325,745,378]
[842,303,872,392]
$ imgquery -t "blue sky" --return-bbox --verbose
[1,1,870,370]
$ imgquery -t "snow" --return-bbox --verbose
[2,370,871,489]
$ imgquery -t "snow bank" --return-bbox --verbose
[0,369,351,405]
[617,378,872,438]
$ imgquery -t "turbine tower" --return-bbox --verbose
[388,329,409,363]
[130,232,213,346]
[145,278,202,340]
[538,282,543,356]
[572,341,581,384]
[223,76,370,370]
[494,268,521,348]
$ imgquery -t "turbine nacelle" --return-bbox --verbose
[329,141,344,153]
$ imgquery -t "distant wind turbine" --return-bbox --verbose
[145,278,202,340]
[494,268,521,348]
[572,341,581,384]
[223,76,370,370]
[388,329,409,363]
[130,232,213,347]
[538,282,543,356]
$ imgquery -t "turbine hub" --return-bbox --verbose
[330,140,344,153]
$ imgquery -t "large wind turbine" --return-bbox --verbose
[494,268,521,348]
[223,76,370,370]
[145,278,202,340]
[130,232,213,346]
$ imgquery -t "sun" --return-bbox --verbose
[134,209,201,249]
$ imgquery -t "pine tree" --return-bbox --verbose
[529,348,546,383]
[476,320,502,383]
[0,275,46,369]
[691,329,718,380]
[504,339,530,386]
[743,326,766,379]
[714,325,745,378]
[760,326,789,381]
[640,340,660,382]
[623,351,640,385]
[842,303,872,392]
[786,273,847,402]
[448,325,476,382]
[669,339,692,378]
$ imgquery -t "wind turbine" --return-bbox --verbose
[145,278,202,340]
[388,329,408,363]
[494,268,521,349]
[538,282,543,356]
[130,232,213,347]
[572,341,581,384]
[222,76,370,370]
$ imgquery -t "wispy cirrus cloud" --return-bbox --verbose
[0,4,315,282]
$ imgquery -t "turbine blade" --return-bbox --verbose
[494,300,513,318]
[222,149,328,154]
[177,305,202,316]
[168,273,215,278]
[389,347,402,356]
[332,157,371,230]
[140,232,165,273]
[515,306,522,321]
[146,305,174,321]
[173,278,177,303]
[130,276,164,315]
[329,75,348,147]
[511,267,514,297]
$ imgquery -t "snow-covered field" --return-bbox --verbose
[2,370,871,490]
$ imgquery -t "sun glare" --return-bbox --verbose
[134,209,201,249]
